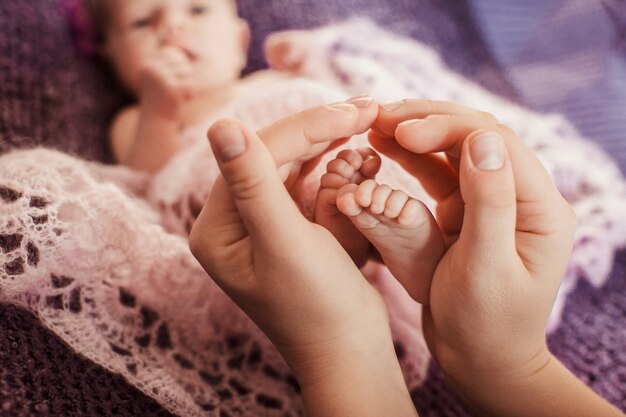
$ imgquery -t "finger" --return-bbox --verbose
[204,119,308,247]
[458,131,517,260]
[158,45,189,62]
[258,97,378,167]
[434,188,464,246]
[172,65,194,77]
[392,114,564,214]
[374,99,498,137]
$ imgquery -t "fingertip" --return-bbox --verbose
[394,119,431,154]
[208,119,248,164]
[465,130,506,172]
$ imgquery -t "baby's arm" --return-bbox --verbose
[110,47,194,173]
[110,105,181,174]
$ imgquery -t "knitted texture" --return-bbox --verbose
[470,0,626,175]
[1,20,625,416]
[0,0,124,163]
[0,303,176,417]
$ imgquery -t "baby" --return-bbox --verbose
[91,0,282,173]
[90,0,431,279]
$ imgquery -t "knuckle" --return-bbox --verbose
[229,175,265,201]
[476,186,515,210]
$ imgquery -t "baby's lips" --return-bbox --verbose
[160,43,196,62]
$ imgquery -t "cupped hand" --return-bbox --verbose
[189,100,394,382]
[370,100,577,393]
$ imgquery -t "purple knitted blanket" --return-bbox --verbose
[0,0,624,415]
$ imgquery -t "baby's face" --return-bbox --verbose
[102,0,248,95]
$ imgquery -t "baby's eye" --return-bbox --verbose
[131,17,153,29]
[190,5,209,16]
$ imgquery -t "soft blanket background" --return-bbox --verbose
[0,0,624,416]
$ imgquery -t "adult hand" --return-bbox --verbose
[189,99,418,417]
[370,100,582,416]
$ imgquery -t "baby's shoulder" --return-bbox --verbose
[111,105,140,128]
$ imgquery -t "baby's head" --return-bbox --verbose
[89,0,250,96]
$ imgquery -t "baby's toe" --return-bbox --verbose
[326,157,356,179]
[398,199,427,227]
[320,171,350,191]
[336,184,362,217]
[370,184,393,215]
[355,148,381,179]
[384,190,409,219]
[355,179,378,207]
[336,149,364,170]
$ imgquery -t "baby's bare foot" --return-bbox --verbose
[315,149,381,267]
[336,180,444,304]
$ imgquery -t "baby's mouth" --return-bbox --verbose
[178,45,197,61]
[163,40,197,61]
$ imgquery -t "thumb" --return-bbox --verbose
[458,131,517,259]
[207,119,308,246]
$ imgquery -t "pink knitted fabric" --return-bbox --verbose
[2,19,625,417]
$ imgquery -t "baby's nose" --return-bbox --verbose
[159,13,189,41]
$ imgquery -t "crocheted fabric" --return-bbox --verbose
[1,19,625,416]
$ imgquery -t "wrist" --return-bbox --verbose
[283,320,417,417]
[443,345,574,417]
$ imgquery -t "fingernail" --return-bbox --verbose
[327,103,357,111]
[470,132,505,171]
[381,100,405,112]
[211,122,247,163]
[398,119,424,128]
[346,95,373,108]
